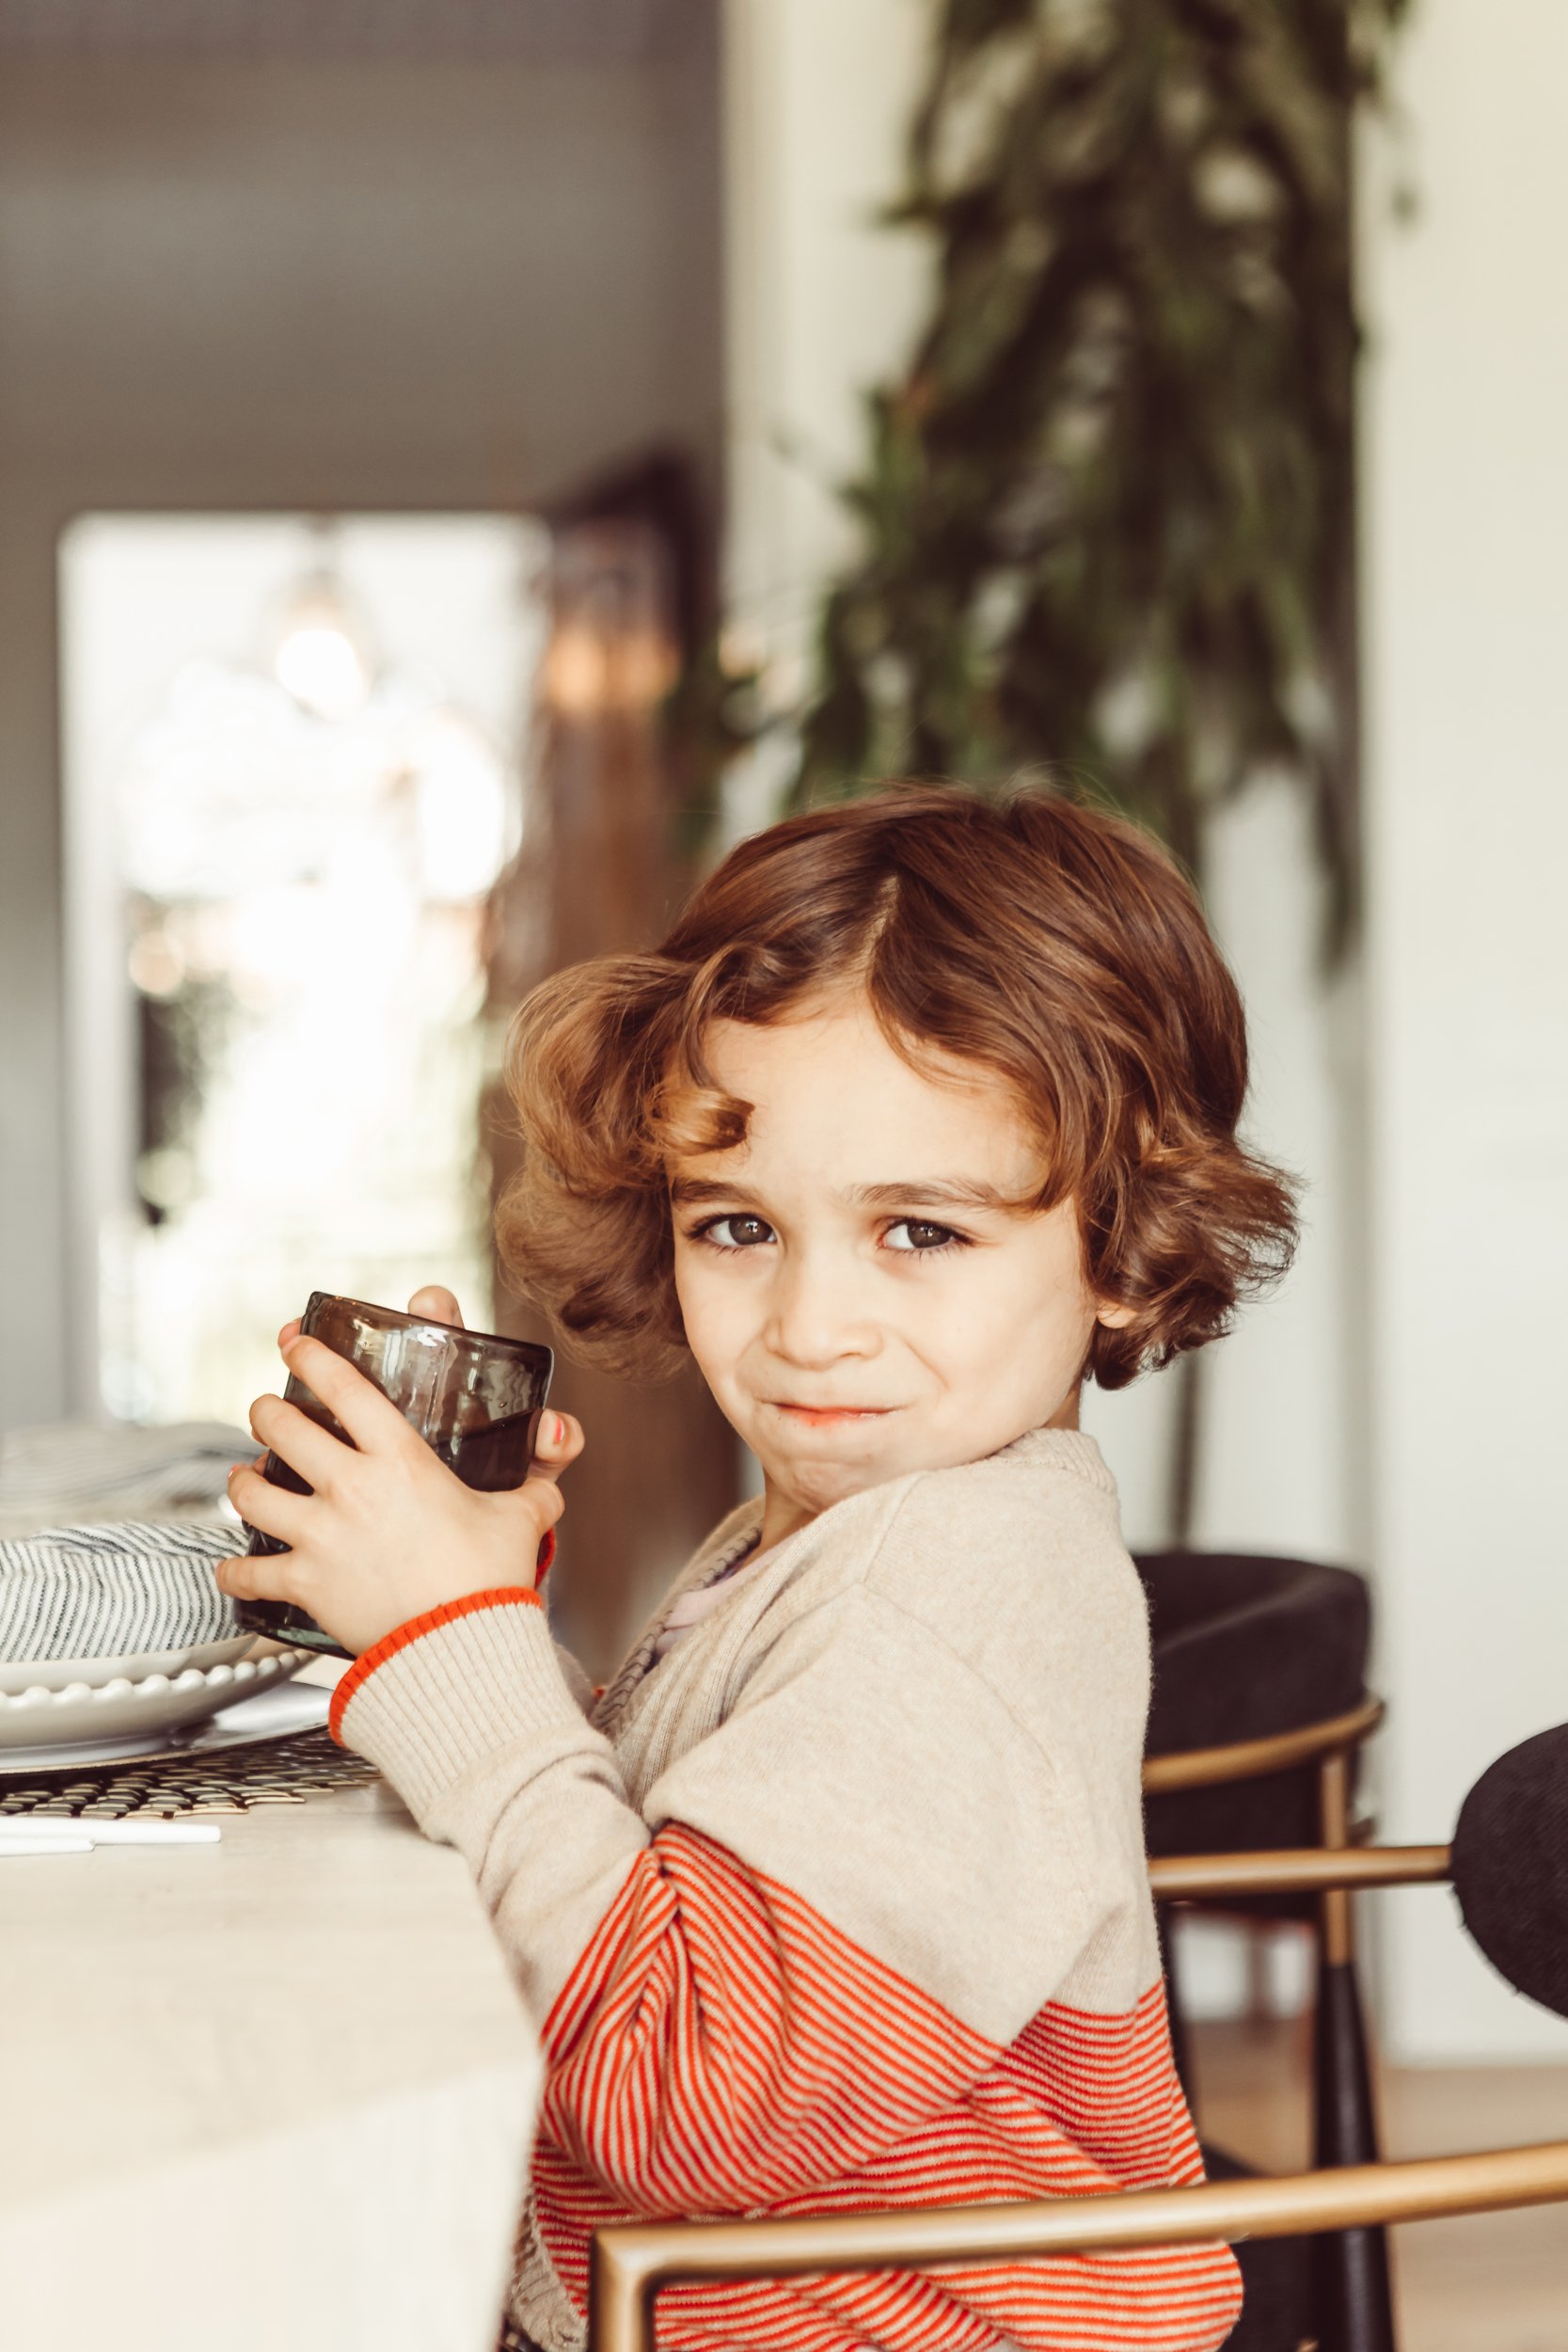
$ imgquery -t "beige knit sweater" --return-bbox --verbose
[338,1427,1241,2352]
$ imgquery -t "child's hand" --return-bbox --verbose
[214,1322,585,1659]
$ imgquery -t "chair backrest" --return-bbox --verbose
[1136,1549,1370,1752]
[588,2143,1568,2352]
[1135,1549,1374,1857]
[1452,1720,1568,2020]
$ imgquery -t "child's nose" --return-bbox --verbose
[763,1253,879,1367]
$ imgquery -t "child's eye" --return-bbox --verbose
[693,1214,776,1251]
[882,1219,967,1255]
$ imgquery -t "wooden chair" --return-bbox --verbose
[586,1722,1568,2352]
[588,2131,1568,2352]
[1139,1550,1390,2345]
[1146,1691,1390,2345]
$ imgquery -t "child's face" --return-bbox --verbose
[670,992,1131,1540]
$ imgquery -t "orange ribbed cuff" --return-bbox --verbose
[329,1584,544,1744]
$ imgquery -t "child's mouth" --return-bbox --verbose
[768,1403,894,1428]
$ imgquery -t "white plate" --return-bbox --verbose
[0,1635,258,1698]
[0,1646,309,1751]
[0,1676,333,1775]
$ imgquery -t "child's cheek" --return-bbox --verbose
[676,1279,752,1404]
[672,1255,722,1371]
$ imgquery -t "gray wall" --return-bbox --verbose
[0,28,721,1427]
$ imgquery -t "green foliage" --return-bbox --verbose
[790,0,1405,947]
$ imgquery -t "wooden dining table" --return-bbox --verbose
[0,1770,542,2352]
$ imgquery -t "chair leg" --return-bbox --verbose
[1313,1952,1395,2351]
[1312,1754,1396,2352]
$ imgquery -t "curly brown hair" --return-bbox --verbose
[497,784,1296,1388]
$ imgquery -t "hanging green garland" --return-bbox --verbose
[789,0,1406,951]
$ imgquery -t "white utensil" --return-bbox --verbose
[0,1832,94,1856]
[0,1819,221,1846]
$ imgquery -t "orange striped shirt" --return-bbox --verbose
[533,1824,1241,2350]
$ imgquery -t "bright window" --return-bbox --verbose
[60,514,548,1429]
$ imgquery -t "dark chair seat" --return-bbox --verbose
[1138,1549,1371,1859]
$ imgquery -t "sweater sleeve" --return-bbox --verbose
[334,1594,655,2024]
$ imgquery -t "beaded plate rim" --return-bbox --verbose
[0,1667,329,1775]
[0,1645,309,1749]
[0,1633,258,1699]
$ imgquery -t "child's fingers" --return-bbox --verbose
[407,1284,465,1327]
[529,1411,585,1486]
[247,1392,352,1492]
[277,1333,417,1454]
[277,1317,303,1349]
[214,1546,307,1608]
[226,1460,311,1548]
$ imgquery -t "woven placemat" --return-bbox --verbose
[0,1727,377,1818]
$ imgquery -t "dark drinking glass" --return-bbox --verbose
[239,1293,554,1659]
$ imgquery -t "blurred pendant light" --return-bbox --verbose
[272,525,375,721]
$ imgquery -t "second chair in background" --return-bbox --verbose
[1137,1549,1388,2352]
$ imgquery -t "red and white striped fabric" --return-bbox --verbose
[533,1825,1241,2350]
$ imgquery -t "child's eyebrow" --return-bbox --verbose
[669,1176,766,1207]
[845,1179,1026,1214]
[668,1175,1027,1213]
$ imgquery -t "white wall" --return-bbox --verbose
[1361,1,1568,2059]
[1087,781,1360,1572]
[721,0,932,744]
[722,0,1358,1573]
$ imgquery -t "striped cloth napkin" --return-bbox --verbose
[0,1421,253,1664]
[1,1522,240,1663]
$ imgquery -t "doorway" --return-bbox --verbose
[59,512,548,1429]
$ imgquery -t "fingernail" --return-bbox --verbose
[552,1414,564,1444]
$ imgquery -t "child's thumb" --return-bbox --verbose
[515,1470,566,1530]
[531,1411,587,1484]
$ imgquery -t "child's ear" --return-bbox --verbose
[1094,1299,1137,1330]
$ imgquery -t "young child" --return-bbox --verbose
[218,785,1295,2352]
